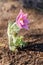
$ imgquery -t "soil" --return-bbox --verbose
[0,0,43,65]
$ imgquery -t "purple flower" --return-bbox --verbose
[16,9,29,30]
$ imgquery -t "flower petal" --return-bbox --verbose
[22,25,28,30]
[16,9,22,21]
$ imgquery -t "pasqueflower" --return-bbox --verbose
[16,9,29,30]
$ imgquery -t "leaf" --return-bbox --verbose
[9,45,16,51]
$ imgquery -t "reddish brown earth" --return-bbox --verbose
[0,0,43,65]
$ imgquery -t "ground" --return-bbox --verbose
[0,0,43,65]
